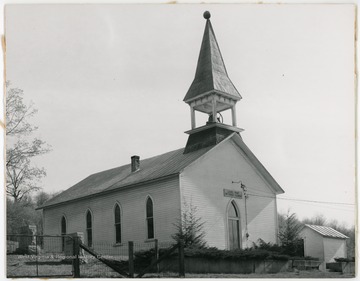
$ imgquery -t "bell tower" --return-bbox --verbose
[183,11,244,154]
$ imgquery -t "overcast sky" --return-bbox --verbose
[5,4,356,227]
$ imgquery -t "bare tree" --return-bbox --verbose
[302,214,327,226]
[34,190,52,207]
[6,82,51,202]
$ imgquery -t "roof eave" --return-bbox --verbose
[184,89,242,104]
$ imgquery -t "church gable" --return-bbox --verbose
[230,134,284,195]
[182,133,284,195]
[181,135,279,198]
[179,135,282,249]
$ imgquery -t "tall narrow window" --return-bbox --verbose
[228,201,240,250]
[61,216,66,251]
[114,204,121,244]
[146,197,154,239]
[86,210,93,247]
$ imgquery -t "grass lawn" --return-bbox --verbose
[7,254,73,278]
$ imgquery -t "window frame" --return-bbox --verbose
[114,203,122,244]
[227,200,241,250]
[85,209,93,247]
[145,196,155,240]
[61,215,67,251]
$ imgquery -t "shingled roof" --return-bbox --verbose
[183,13,241,103]
[38,145,214,209]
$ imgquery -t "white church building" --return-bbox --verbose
[39,11,285,251]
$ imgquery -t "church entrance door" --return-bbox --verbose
[228,201,240,250]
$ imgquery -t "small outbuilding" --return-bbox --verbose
[299,224,348,265]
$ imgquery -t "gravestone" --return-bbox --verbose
[18,225,34,251]
[64,232,84,255]
[64,232,86,264]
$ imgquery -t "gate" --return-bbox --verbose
[7,234,74,278]
[78,239,185,278]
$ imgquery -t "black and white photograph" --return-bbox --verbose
[3,3,356,278]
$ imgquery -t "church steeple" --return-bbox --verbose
[183,11,243,154]
[184,11,241,105]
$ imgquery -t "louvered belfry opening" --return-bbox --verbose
[183,11,243,154]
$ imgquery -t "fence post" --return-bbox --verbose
[35,235,38,277]
[179,239,185,278]
[128,241,134,278]
[154,239,159,273]
[73,236,80,278]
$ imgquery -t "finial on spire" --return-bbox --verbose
[203,11,211,20]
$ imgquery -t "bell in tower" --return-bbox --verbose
[183,11,244,154]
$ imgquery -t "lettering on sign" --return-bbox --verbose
[223,189,242,199]
[223,189,234,197]
[234,191,242,198]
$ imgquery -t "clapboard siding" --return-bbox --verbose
[43,176,180,247]
[300,228,325,260]
[246,194,277,246]
[180,139,278,249]
[323,237,347,262]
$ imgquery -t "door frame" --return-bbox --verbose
[226,200,241,250]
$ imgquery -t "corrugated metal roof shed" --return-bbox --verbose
[305,224,349,239]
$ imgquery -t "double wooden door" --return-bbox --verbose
[228,201,240,250]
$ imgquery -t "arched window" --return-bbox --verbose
[228,201,240,250]
[86,210,93,247]
[61,216,66,251]
[114,204,121,244]
[146,197,154,239]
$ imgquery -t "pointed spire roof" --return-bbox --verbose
[184,11,242,103]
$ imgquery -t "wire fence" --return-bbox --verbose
[7,234,181,278]
[7,234,73,278]
[79,240,177,278]
[79,241,129,278]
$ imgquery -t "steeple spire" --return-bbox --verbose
[184,11,241,104]
[183,12,244,154]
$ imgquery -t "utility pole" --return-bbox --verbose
[240,182,249,243]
